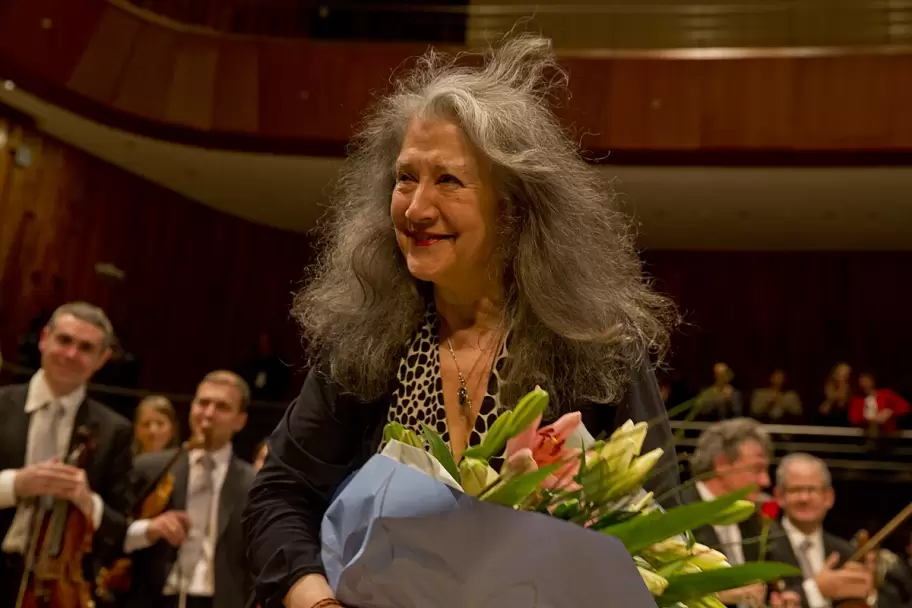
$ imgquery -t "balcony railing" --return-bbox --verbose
[114,0,912,49]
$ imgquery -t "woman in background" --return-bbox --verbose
[132,395,179,455]
[244,34,680,608]
[820,361,852,425]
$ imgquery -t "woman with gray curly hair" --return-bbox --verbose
[244,33,680,608]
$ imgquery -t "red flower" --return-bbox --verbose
[760,500,781,521]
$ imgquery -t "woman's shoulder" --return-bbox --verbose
[293,362,392,425]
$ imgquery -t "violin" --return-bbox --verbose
[94,433,207,605]
[15,426,97,608]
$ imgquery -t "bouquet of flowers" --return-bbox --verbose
[320,387,799,608]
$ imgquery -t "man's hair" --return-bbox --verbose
[690,417,773,476]
[47,301,115,350]
[199,370,251,413]
[776,453,832,489]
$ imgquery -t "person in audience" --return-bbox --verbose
[134,395,180,455]
[695,362,744,420]
[769,453,879,607]
[751,368,803,423]
[236,331,291,403]
[243,34,680,608]
[0,302,134,603]
[252,439,269,471]
[848,372,910,435]
[123,370,255,608]
[684,417,773,607]
[819,362,852,425]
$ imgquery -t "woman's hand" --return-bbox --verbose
[284,574,337,608]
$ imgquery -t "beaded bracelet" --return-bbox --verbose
[310,599,344,608]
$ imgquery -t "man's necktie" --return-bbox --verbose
[34,402,64,508]
[797,538,816,580]
[178,454,216,583]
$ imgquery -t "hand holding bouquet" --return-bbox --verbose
[321,387,799,607]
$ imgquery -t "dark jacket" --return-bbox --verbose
[125,447,256,608]
[0,383,133,567]
[243,361,680,608]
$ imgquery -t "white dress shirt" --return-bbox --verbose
[0,370,104,553]
[124,443,233,597]
[696,481,745,565]
[781,517,829,608]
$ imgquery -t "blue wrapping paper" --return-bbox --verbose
[321,454,659,608]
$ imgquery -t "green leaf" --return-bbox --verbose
[601,486,753,554]
[587,509,639,530]
[420,424,460,483]
[660,562,802,603]
[481,463,561,506]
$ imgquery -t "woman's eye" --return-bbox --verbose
[396,173,415,182]
[438,174,462,186]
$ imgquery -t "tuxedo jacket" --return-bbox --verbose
[0,383,134,565]
[126,447,256,608]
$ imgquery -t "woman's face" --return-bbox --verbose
[834,364,851,383]
[391,118,498,290]
[135,408,174,454]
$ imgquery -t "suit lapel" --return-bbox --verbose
[67,398,93,456]
[217,456,242,542]
[0,386,30,469]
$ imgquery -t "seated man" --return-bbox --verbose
[684,418,774,607]
[769,453,876,607]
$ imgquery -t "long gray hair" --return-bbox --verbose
[294,33,677,411]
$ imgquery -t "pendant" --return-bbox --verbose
[457,385,469,409]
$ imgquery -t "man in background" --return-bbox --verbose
[123,370,255,608]
[770,453,883,608]
[685,417,773,607]
[0,302,134,602]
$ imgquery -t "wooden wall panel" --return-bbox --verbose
[165,36,219,129]
[0,115,312,396]
[111,22,178,120]
[213,41,260,133]
[67,8,141,104]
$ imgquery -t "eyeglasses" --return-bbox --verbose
[783,485,828,497]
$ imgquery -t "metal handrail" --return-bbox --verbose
[670,420,912,440]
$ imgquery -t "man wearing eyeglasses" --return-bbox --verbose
[770,453,877,607]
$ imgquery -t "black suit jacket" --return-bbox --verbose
[243,360,680,608]
[766,520,856,608]
[0,383,133,566]
[126,447,255,608]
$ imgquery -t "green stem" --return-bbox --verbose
[758,519,771,562]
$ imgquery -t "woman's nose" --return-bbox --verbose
[404,182,438,225]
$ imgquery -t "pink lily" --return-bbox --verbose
[504,412,583,491]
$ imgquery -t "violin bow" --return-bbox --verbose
[849,501,912,562]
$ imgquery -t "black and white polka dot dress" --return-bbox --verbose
[386,307,509,449]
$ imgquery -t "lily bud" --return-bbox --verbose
[696,595,728,608]
[602,448,664,500]
[645,536,691,561]
[459,457,500,497]
[688,543,731,570]
[636,566,669,596]
[711,499,756,525]
[629,491,655,512]
[610,420,649,455]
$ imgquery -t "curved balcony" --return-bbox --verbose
[120,0,912,50]
[1,0,911,162]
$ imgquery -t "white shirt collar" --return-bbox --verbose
[189,441,233,470]
[25,369,86,415]
[782,516,824,548]
[695,481,719,503]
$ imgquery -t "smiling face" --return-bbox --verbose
[39,313,111,395]
[391,118,499,291]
